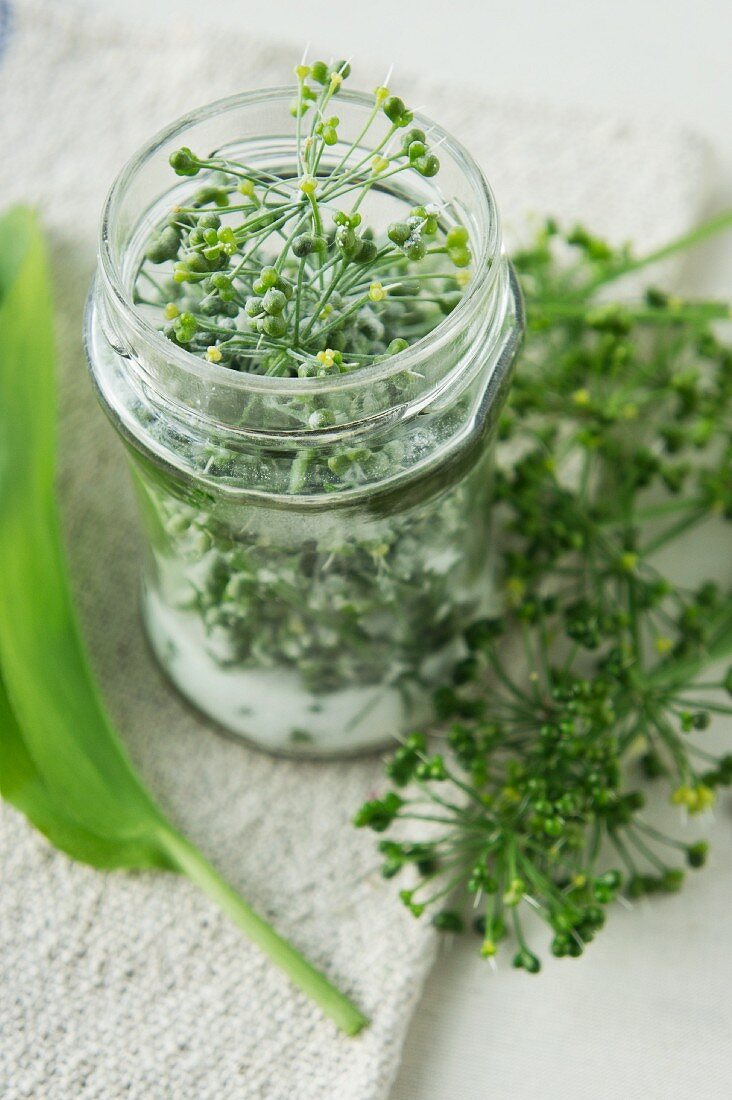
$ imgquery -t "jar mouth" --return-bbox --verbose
[99,86,502,398]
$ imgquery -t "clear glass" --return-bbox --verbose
[85,88,523,757]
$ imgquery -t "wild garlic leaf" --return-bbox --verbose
[0,207,171,844]
[0,667,168,868]
[0,207,367,1035]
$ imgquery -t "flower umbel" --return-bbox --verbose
[137,59,471,382]
[354,213,732,972]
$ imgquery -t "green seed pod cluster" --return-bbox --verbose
[245,266,294,338]
[382,94,414,128]
[316,115,340,146]
[446,225,472,268]
[168,146,200,176]
[292,233,328,258]
[291,59,350,117]
[399,127,440,177]
[387,205,440,262]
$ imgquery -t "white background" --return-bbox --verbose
[79,2,732,1096]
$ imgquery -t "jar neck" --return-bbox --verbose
[87,263,523,514]
[97,253,510,453]
[87,87,525,508]
[93,87,507,446]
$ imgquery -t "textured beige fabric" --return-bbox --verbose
[0,2,709,1097]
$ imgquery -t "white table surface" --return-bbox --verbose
[75,3,732,1096]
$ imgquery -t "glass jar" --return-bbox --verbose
[85,88,523,757]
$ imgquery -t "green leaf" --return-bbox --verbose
[0,206,367,1036]
[0,207,166,840]
[0,666,167,868]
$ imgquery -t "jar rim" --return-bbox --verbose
[99,86,502,398]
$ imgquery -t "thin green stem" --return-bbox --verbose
[160,828,368,1035]
[587,209,732,289]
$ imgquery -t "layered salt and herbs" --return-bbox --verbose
[129,60,499,752]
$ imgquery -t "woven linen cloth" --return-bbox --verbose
[0,2,711,1098]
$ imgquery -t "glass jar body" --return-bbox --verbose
[129,441,495,754]
[85,88,523,756]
